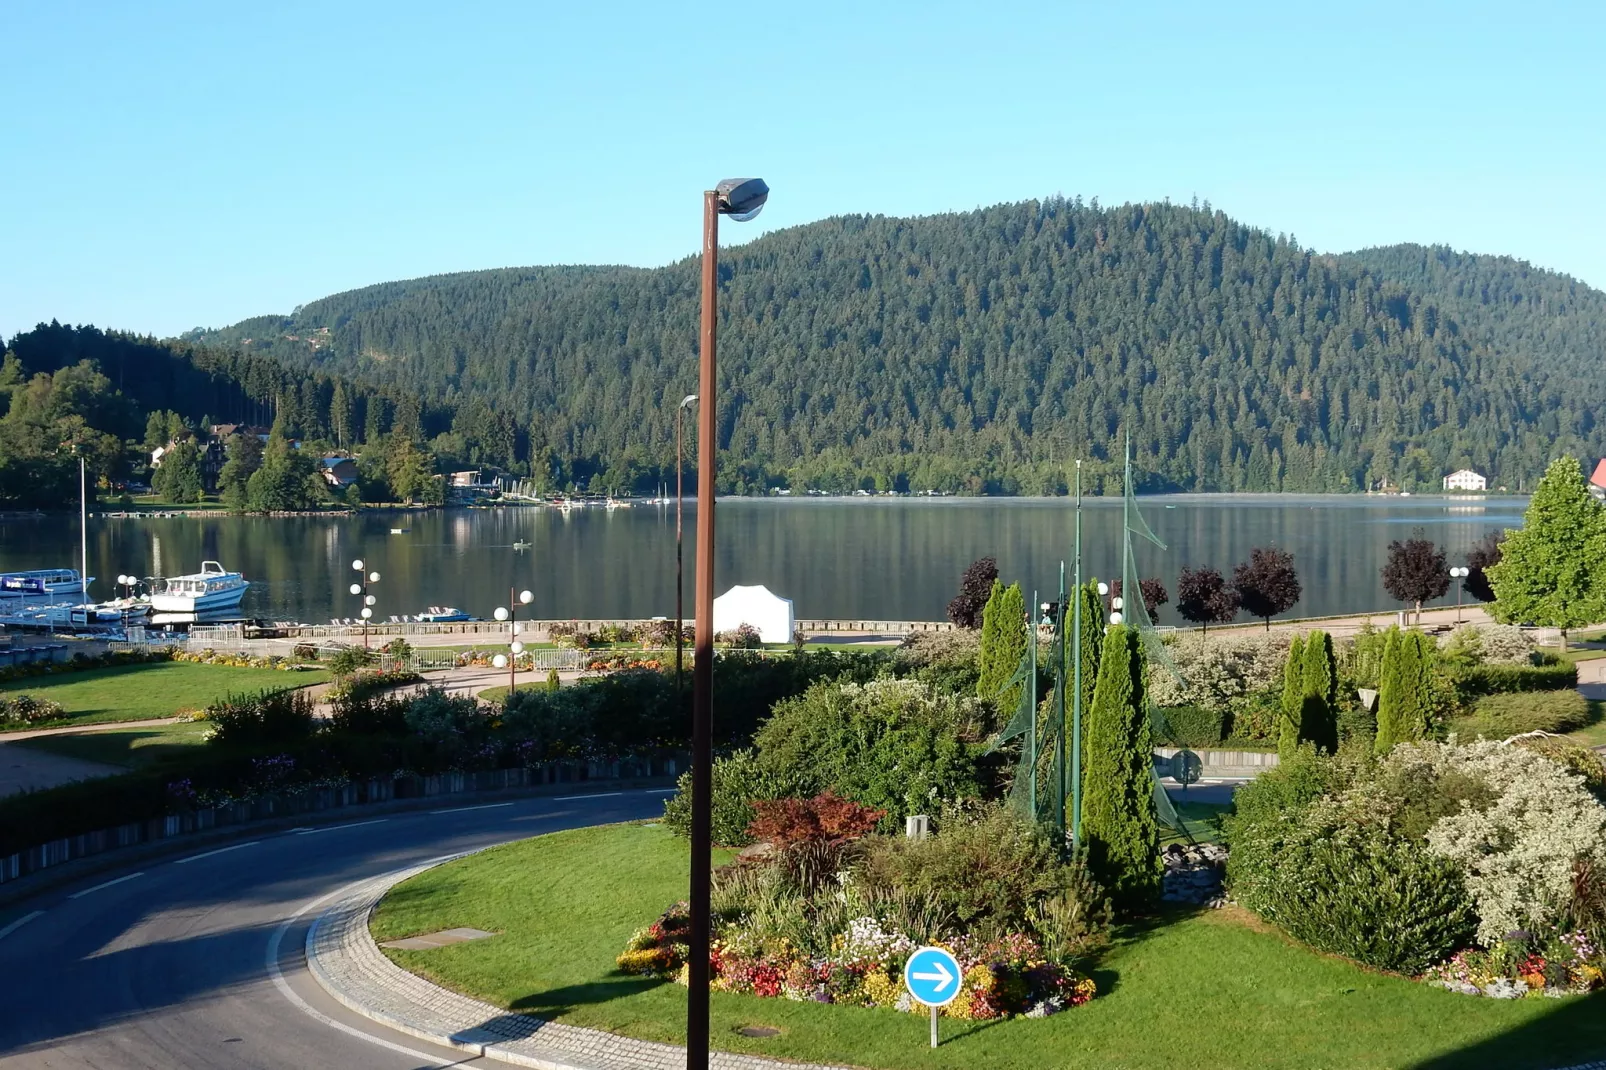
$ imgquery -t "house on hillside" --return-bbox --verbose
[1590,459,1606,501]
[1442,469,1487,492]
[318,457,360,489]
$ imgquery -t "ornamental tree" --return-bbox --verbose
[1233,548,1302,630]
[947,556,998,629]
[1463,530,1504,604]
[1081,623,1162,908]
[1376,628,1436,753]
[1111,578,1169,625]
[977,581,1028,715]
[1381,533,1449,625]
[1175,565,1239,634]
[1487,457,1606,650]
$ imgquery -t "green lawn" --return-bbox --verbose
[12,721,212,767]
[370,823,1606,1070]
[0,661,328,729]
[1563,700,1606,749]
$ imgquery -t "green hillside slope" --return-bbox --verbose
[192,199,1606,494]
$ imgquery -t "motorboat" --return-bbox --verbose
[414,606,472,623]
[0,569,91,599]
[149,562,249,613]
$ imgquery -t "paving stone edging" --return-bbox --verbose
[306,858,1606,1070]
[305,858,854,1070]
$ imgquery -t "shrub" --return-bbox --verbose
[1228,812,1475,974]
[327,646,378,677]
[546,669,561,691]
[402,688,487,745]
[292,643,320,661]
[663,749,799,846]
[0,693,67,725]
[329,691,409,735]
[1156,705,1223,748]
[1440,623,1535,667]
[548,623,593,649]
[746,792,885,892]
[1342,623,1390,690]
[857,803,1110,951]
[716,623,763,650]
[1147,631,1289,714]
[1510,736,1606,803]
[1081,624,1162,908]
[382,637,413,661]
[205,688,315,747]
[1456,690,1592,738]
[749,677,997,830]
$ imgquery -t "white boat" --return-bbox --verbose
[150,562,249,613]
[414,606,473,623]
[0,569,92,599]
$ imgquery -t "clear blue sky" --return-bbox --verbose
[3,0,1601,341]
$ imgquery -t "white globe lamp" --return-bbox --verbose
[494,607,510,622]
[352,559,364,572]
[492,654,508,669]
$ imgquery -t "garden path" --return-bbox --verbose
[0,737,120,797]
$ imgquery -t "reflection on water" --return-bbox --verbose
[0,496,1527,625]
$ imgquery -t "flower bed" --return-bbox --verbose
[1428,930,1603,998]
[618,903,1094,1018]
[175,649,315,671]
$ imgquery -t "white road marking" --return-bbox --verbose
[68,872,144,899]
[553,791,622,801]
[0,910,43,941]
[266,861,467,1068]
[429,802,514,814]
[174,841,259,864]
[293,819,387,836]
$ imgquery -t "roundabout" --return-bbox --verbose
[0,789,670,1069]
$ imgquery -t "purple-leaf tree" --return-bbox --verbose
[1111,578,1170,625]
[1175,566,1239,634]
[946,556,998,629]
[1233,548,1301,631]
[1382,533,1449,626]
[1463,530,1504,604]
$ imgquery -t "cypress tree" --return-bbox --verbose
[976,580,1008,701]
[1068,579,1105,794]
[1300,630,1338,753]
[978,582,1028,714]
[1279,634,1306,760]
[1374,627,1402,754]
[1081,623,1162,908]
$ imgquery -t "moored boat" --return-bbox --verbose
[149,562,249,613]
[0,568,91,599]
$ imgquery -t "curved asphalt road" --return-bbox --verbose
[0,789,671,1068]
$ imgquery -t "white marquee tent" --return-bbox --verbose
[712,584,795,643]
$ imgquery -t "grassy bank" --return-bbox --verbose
[370,823,1605,1070]
[12,722,212,768]
[0,661,328,729]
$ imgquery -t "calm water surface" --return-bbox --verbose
[0,496,1524,626]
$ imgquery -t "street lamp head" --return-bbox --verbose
[1109,611,1124,625]
[519,590,533,605]
[360,608,372,619]
[510,641,525,655]
[714,177,768,222]
[352,559,364,572]
[494,607,510,622]
[1096,582,1109,596]
[680,394,699,410]
[492,654,508,669]
[349,583,362,595]
[364,594,377,606]
[369,571,381,583]
[1111,596,1125,611]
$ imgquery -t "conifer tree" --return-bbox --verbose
[1069,579,1105,778]
[1376,629,1435,753]
[977,581,1028,715]
[1279,634,1306,760]
[1488,457,1606,651]
[1081,623,1162,908]
[1300,630,1338,753]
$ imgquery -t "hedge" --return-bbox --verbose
[1156,705,1224,748]
[1450,662,1578,702]
[1453,690,1592,739]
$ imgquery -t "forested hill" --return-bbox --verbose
[190,199,1606,495]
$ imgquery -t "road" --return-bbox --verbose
[0,789,671,1068]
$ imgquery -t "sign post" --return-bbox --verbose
[903,946,962,1049]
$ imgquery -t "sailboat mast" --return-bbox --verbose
[1071,459,1083,846]
[80,456,89,598]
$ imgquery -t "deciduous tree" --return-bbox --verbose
[1233,548,1302,630]
[1175,566,1239,634]
[1488,457,1606,650]
[1381,533,1449,625]
[1111,578,1169,625]
[1463,530,1504,604]
[947,557,998,629]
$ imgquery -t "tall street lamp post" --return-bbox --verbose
[676,394,698,705]
[688,176,769,1070]
[350,560,379,649]
[494,589,535,699]
[1450,566,1469,624]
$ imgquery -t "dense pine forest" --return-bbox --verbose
[189,199,1606,495]
[9,199,1604,505]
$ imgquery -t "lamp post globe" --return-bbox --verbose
[360,608,372,620]
[519,590,533,605]
[1111,596,1124,611]
[494,607,510,622]
[1096,582,1109,596]
[351,559,364,572]
[1110,611,1125,625]
[510,641,525,655]
[492,654,507,669]
[364,595,376,606]
[350,584,362,596]
[369,571,381,583]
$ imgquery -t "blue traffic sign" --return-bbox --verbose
[903,946,962,1007]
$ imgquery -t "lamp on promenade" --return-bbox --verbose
[350,559,379,649]
[675,394,698,707]
[494,589,534,700]
[688,175,769,1070]
[1449,566,1469,624]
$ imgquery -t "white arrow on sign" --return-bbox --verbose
[910,960,954,992]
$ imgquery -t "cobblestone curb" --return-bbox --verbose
[305,858,855,1070]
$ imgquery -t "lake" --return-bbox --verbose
[0,496,1524,627]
